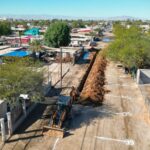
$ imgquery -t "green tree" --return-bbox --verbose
[30,40,42,59]
[0,62,44,105]
[72,21,79,28]
[44,21,71,48]
[71,20,86,28]
[0,21,12,36]
[107,23,150,68]
[30,40,42,53]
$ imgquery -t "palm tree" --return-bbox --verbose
[30,40,41,59]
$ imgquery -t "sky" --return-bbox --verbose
[0,0,150,19]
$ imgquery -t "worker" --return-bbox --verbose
[70,86,79,103]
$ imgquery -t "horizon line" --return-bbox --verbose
[0,14,149,21]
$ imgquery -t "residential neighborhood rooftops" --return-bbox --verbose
[24,28,39,36]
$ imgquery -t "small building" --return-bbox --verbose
[139,25,150,32]
[42,46,84,64]
[71,28,78,33]
[0,38,7,45]
[11,27,26,32]
[78,28,92,33]
[5,36,31,46]
[70,33,91,46]
[24,28,39,36]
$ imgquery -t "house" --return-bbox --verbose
[139,25,150,32]
[78,28,92,33]
[5,36,31,46]
[24,28,39,36]
[42,46,84,63]
[0,38,7,45]
[11,25,26,33]
[70,33,91,46]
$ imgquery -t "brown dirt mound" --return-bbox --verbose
[80,54,107,105]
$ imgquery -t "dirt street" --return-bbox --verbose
[1,59,89,150]
[47,61,150,150]
[1,56,150,149]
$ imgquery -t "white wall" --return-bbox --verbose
[0,101,7,118]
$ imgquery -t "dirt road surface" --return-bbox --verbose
[1,59,89,150]
[2,59,150,149]
[46,61,150,150]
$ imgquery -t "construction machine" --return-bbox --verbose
[42,95,73,138]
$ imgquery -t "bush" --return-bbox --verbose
[2,56,44,67]
[0,62,44,105]
[106,24,150,68]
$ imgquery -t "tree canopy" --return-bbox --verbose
[0,62,44,105]
[44,21,71,48]
[30,40,42,53]
[106,23,150,68]
[71,20,86,28]
[0,21,12,36]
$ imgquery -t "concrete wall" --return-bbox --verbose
[11,105,23,123]
[13,103,37,132]
[43,82,51,96]
[137,69,150,84]
[0,101,7,118]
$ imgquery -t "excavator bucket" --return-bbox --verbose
[42,126,65,138]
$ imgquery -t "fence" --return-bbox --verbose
[0,102,37,144]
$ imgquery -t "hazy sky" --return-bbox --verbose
[0,0,150,19]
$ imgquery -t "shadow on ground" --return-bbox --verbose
[6,104,47,143]
[46,86,72,97]
[65,103,119,132]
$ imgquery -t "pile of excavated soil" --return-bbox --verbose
[80,55,107,105]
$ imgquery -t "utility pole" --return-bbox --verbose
[48,64,50,83]
[60,47,62,88]
[91,24,94,44]
[19,31,22,47]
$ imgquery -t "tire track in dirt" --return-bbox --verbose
[80,124,88,150]
[117,68,133,150]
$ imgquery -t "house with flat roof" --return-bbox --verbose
[24,28,39,36]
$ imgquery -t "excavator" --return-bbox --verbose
[42,87,79,138]
[42,86,78,138]
[42,95,72,138]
